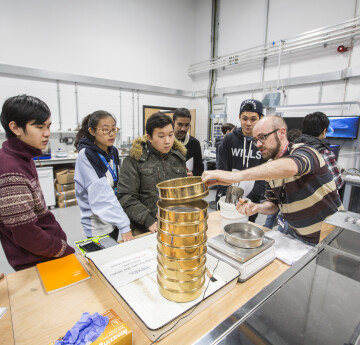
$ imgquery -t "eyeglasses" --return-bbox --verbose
[252,128,279,145]
[94,127,120,135]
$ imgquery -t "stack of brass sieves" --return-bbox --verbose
[156,177,209,302]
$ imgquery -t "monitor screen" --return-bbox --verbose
[327,116,359,139]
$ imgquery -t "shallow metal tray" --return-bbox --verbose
[224,223,264,248]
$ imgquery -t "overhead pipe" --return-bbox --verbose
[318,82,323,104]
[207,0,219,141]
[190,28,360,74]
[132,90,135,140]
[348,0,360,169]
[193,31,360,73]
[119,89,122,145]
[260,0,270,84]
[74,83,79,130]
[342,0,359,110]
[56,81,62,131]
[190,18,360,67]
[277,41,284,90]
[189,17,360,75]
[137,90,140,137]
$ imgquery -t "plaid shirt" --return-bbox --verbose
[320,149,344,190]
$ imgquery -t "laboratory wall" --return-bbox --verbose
[191,0,360,170]
[0,0,199,90]
[0,0,204,150]
[1,0,360,169]
[0,76,198,154]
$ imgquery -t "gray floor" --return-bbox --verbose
[0,188,267,275]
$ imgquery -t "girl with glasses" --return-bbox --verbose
[74,111,133,242]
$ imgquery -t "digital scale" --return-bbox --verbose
[207,235,276,282]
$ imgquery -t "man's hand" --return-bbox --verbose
[122,231,134,242]
[236,198,260,216]
[186,168,193,177]
[148,221,158,233]
[201,170,236,187]
[0,273,4,280]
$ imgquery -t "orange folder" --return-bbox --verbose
[37,254,90,294]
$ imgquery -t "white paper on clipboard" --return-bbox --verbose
[186,157,194,171]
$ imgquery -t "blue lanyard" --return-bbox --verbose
[97,153,118,195]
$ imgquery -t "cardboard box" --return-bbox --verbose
[57,198,78,208]
[56,189,76,202]
[55,182,75,192]
[55,169,75,185]
[92,309,132,345]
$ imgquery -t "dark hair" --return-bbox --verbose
[146,112,174,137]
[221,123,235,135]
[74,110,115,150]
[173,108,191,122]
[302,112,330,137]
[0,94,51,138]
[287,128,302,142]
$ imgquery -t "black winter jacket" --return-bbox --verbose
[118,136,187,233]
[180,133,204,176]
[292,134,331,151]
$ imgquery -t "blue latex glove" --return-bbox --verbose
[55,312,109,345]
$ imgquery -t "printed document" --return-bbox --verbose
[100,248,157,289]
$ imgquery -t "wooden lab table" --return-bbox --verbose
[0,275,14,345]
[2,212,335,345]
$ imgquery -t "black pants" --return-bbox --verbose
[108,227,119,241]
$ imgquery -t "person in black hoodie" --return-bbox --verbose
[217,100,265,222]
[292,111,344,190]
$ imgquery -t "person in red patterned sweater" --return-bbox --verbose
[0,95,74,271]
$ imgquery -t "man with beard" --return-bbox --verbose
[173,108,204,176]
[202,115,343,245]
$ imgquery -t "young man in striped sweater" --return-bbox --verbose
[202,115,343,245]
[0,95,75,271]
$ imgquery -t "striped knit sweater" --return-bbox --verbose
[265,143,343,242]
[0,138,74,271]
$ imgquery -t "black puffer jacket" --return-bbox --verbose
[118,136,187,233]
[292,134,331,151]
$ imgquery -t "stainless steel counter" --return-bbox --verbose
[343,175,360,212]
[34,156,77,166]
[195,219,360,345]
[33,154,129,167]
